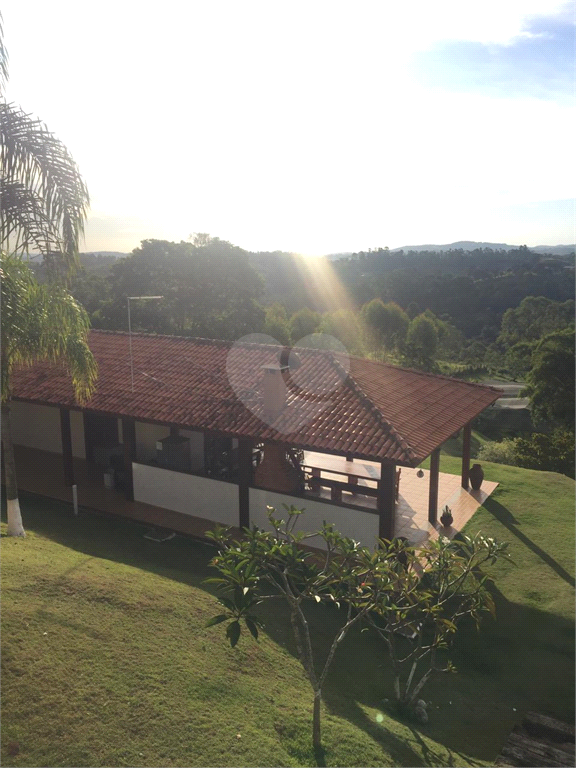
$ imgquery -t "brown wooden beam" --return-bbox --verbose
[428,448,441,524]
[122,417,136,501]
[378,461,396,541]
[238,440,252,529]
[461,422,471,489]
[60,408,74,487]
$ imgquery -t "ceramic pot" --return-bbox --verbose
[469,463,484,491]
[440,510,453,528]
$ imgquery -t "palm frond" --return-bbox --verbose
[0,178,63,254]
[0,13,8,98]
[0,102,90,278]
[1,253,98,403]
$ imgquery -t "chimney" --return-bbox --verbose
[254,442,303,493]
[262,363,289,418]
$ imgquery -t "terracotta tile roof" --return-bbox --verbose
[11,330,502,465]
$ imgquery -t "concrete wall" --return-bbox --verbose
[133,462,239,526]
[249,488,379,550]
[10,401,62,454]
[70,410,86,459]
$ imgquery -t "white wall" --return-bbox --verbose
[10,401,62,454]
[133,463,239,526]
[70,409,85,459]
[249,488,380,550]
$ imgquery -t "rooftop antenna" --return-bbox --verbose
[127,296,163,392]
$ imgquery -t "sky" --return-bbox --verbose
[3,0,575,255]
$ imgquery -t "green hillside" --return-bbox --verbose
[1,462,574,767]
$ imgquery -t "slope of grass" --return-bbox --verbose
[1,464,574,767]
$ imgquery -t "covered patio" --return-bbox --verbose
[8,330,503,549]
[11,444,497,546]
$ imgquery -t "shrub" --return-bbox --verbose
[477,439,520,467]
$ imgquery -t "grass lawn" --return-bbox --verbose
[1,462,574,768]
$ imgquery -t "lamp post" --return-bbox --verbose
[127,296,163,392]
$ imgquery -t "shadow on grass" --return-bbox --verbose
[1,490,218,587]
[484,496,575,587]
[3,489,574,766]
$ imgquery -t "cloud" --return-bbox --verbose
[412,11,575,100]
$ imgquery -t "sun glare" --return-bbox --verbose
[293,254,354,314]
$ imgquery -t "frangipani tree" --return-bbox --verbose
[205,507,510,754]
[366,532,511,716]
[1,254,97,535]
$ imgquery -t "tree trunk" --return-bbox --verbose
[312,689,322,750]
[1,403,25,536]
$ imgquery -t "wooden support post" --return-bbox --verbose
[428,448,440,525]
[310,466,321,492]
[83,411,93,464]
[122,417,136,502]
[331,484,342,503]
[60,408,74,487]
[378,462,396,541]
[461,422,471,489]
[238,440,252,529]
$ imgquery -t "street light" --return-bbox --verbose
[127,295,163,392]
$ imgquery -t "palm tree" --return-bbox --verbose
[0,15,90,280]
[1,18,96,535]
[1,254,98,535]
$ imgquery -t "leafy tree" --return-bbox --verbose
[515,430,575,478]
[461,339,487,366]
[205,508,508,749]
[504,341,535,380]
[95,238,265,340]
[478,430,575,478]
[404,314,438,370]
[289,307,321,342]
[205,508,394,752]
[69,267,110,315]
[498,296,575,347]
[361,299,409,352]
[319,309,365,355]
[367,533,510,715]
[1,254,97,536]
[264,304,291,346]
[523,327,575,428]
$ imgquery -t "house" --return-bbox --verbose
[8,330,502,547]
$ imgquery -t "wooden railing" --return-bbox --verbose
[303,466,401,505]
[304,468,378,504]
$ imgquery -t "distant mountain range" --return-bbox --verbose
[81,251,127,258]
[326,242,575,260]
[391,241,575,255]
